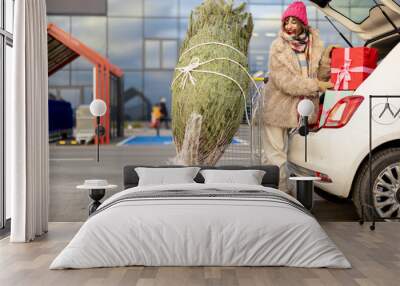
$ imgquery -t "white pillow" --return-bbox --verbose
[135,167,201,186]
[200,169,266,185]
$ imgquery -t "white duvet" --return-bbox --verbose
[50,183,351,269]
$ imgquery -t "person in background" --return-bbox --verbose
[151,104,161,136]
[262,1,336,194]
[159,97,169,129]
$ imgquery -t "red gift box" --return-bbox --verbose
[330,47,378,91]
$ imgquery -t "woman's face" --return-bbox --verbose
[284,17,303,36]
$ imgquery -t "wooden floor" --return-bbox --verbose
[0,222,399,286]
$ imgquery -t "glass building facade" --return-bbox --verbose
[47,0,367,121]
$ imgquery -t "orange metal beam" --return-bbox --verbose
[100,64,105,144]
[47,23,124,77]
[94,65,99,146]
[105,66,111,144]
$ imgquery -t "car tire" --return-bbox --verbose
[353,148,400,221]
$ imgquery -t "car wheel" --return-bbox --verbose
[353,148,400,221]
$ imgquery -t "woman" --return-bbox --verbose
[262,1,335,194]
[159,97,169,129]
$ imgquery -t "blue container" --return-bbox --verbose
[48,99,73,139]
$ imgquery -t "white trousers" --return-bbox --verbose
[262,125,291,194]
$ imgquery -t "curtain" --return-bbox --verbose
[7,0,49,242]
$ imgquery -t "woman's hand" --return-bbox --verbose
[318,80,334,92]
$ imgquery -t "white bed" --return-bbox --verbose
[50,183,351,269]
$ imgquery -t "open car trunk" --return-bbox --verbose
[310,0,400,59]
[306,0,400,130]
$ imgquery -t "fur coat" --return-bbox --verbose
[262,28,331,128]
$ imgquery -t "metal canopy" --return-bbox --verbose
[48,34,79,76]
[47,23,123,77]
[47,23,124,144]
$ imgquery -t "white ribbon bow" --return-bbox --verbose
[335,58,352,90]
[176,57,201,89]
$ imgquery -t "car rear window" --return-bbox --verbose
[328,0,376,24]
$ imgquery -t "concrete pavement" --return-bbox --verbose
[49,129,358,222]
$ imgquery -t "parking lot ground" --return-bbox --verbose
[50,132,359,222]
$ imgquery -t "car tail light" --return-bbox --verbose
[314,171,332,183]
[322,96,364,128]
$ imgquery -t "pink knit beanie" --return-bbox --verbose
[282,1,309,26]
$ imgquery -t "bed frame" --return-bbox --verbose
[123,165,280,189]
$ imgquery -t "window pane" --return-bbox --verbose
[144,71,173,107]
[83,87,94,104]
[124,71,143,92]
[49,70,70,86]
[47,16,70,33]
[108,18,143,69]
[145,40,160,69]
[350,32,365,47]
[328,0,376,24]
[144,0,178,17]
[179,19,189,40]
[249,5,282,19]
[250,19,280,51]
[250,0,283,3]
[305,4,318,20]
[162,40,177,69]
[108,0,143,16]
[5,0,14,33]
[180,0,252,17]
[59,88,81,110]
[71,17,107,69]
[144,19,178,39]
[317,8,327,21]
[317,20,352,47]
[179,0,203,17]
[249,51,268,73]
[125,95,149,121]
[124,72,146,121]
[249,19,292,72]
[71,70,92,85]
[70,57,92,71]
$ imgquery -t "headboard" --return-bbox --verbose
[123,165,280,189]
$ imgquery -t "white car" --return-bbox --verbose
[287,0,400,220]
